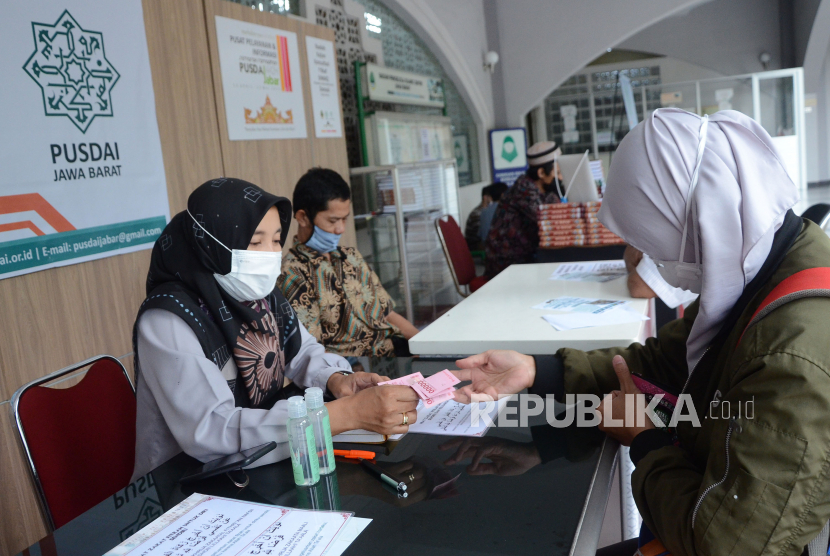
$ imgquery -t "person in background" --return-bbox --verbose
[478,182,508,245]
[132,178,418,479]
[484,141,563,278]
[278,168,419,357]
[464,188,488,252]
[464,182,507,252]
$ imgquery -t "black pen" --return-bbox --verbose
[359,459,407,492]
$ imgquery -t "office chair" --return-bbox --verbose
[11,355,136,530]
[435,214,488,297]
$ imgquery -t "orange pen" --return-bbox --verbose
[333,449,376,460]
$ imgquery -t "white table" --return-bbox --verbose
[409,261,650,355]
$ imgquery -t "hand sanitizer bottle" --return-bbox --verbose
[305,387,336,475]
[287,396,320,486]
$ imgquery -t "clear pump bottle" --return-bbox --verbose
[287,396,320,486]
[305,387,336,475]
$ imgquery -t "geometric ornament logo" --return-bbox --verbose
[23,10,119,133]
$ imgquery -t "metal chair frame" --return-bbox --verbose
[9,354,134,531]
[434,215,470,298]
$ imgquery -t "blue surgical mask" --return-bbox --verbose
[305,225,341,253]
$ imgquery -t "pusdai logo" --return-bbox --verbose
[23,10,120,133]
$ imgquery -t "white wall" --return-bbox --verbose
[619,0,781,76]
[803,0,830,183]
[795,0,824,66]
[487,0,710,126]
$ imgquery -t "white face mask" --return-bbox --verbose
[651,115,709,294]
[188,210,282,302]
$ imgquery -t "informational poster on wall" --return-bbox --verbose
[489,128,528,185]
[364,62,445,108]
[305,36,342,138]
[215,16,307,141]
[0,2,169,280]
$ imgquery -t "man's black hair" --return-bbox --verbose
[485,182,508,202]
[526,161,555,180]
[292,168,351,222]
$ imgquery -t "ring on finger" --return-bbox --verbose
[401,412,408,426]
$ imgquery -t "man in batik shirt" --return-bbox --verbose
[277,168,419,357]
[485,142,563,278]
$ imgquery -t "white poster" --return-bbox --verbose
[365,62,445,108]
[0,2,169,279]
[305,36,342,138]
[215,16,307,141]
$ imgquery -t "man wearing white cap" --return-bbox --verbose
[484,141,564,278]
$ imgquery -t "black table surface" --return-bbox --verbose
[536,244,627,264]
[18,358,616,556]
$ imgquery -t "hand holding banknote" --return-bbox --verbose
[379,370,461,408]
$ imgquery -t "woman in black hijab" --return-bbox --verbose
[132,178,418,478]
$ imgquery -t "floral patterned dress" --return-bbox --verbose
[484,175,559,277]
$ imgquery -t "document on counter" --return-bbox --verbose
[549,261,627,282]
[104,493,368,556]
[532,296,627,313]
[542,305,649,331]
[408,397,510,437]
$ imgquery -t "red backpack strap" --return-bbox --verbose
[738,267,830,346]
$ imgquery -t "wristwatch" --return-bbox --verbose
[325,369,353,399]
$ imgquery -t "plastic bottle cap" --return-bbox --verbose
[304,387,325,409]
[287,396,308,418]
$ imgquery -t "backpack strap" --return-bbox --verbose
[738,267,830,346]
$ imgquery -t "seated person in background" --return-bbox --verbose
[278,168,419,357]
[133,178,417,479]
[478,182,508,245]
[464,188,487,252]
[485,141,563,278]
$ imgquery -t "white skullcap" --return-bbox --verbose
[527,141,561,166]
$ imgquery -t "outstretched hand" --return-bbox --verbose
[451,350,536,403]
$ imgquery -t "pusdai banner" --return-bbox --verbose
[0,1,169,279]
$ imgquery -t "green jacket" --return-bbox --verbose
[560,220,830,556]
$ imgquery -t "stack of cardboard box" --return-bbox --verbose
[538,201,624,248]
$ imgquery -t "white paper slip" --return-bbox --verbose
[542,306,649,331]
[326,518,372,556]
[549,261,627,282]
[407,397,509,437]
[533,296,627,313]
[104,492,364,556]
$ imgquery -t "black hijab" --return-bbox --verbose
[136,178,301,409]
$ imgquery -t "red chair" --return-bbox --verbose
[10,355,136,530]
[435,214,489,297]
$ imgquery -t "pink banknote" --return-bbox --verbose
[410,370,460,399]
[377,372,424,387]
[420,389,456,407]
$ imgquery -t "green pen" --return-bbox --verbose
[359,459,407,493]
